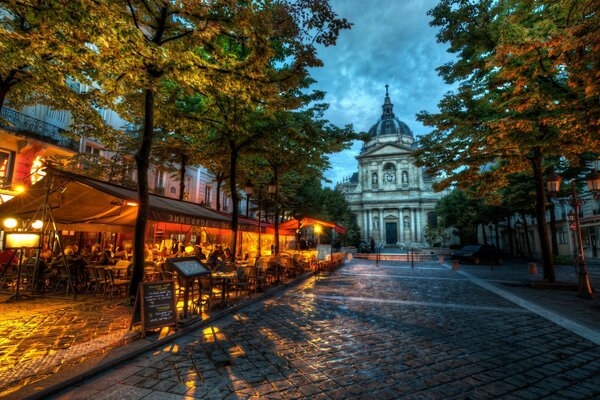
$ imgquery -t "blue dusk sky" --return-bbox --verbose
[310,0,455,187]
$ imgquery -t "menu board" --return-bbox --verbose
[166,257,211,278]
[316,244,332,260]
[130,280,177,336]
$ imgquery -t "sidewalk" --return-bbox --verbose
[450,259,600,336]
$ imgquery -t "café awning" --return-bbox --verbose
[0,167,252,232]
[279,217,346,235]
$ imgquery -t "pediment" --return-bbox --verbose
[357,143,413,159]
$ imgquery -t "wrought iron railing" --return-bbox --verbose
[0,107,79,151]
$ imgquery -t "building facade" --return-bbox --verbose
[0,94,235,211]
[339,86,446,247]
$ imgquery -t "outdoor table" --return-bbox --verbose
[211,271,236,307]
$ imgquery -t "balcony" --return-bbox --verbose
[0,107,79,152]
[153,186,165,195]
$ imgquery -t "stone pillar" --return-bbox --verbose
[379,208,384,243]
[399,208,404,244]
[416,208,421,243]
[412,209,417,243]
[363,210,369,242]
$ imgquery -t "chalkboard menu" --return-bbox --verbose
[166,257,211,278]
[130,280,177,336]
[316,244,332,260]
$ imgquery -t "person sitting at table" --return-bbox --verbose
[193,244,206,260]
[223,246,234,263]
[114,245,129,260]
[207,248,226,270]
[173,242,186,257]
[144,244,154,261]
[90,244,110,265]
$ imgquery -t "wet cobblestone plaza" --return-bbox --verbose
[49,260,600,399]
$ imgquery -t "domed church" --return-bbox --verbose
[338,85,445,247]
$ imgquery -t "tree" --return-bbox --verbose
[0,0,117,138]
[416,0,600,282]
[96,0,283,298]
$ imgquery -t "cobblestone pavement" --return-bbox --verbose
[0,294,134,398]
[51,260,600,399]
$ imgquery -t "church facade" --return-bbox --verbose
[338,86,445,247]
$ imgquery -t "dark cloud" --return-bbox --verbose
[312,0,454,186]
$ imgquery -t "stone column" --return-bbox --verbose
[416,208,422,243]
[379,208,384,244]
[362,210,368,240]
[399,208,404,244]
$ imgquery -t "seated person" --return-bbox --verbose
[223,247,234,262]
[89,244,110,265]
[114,245,129,260]
[193,244,206,260]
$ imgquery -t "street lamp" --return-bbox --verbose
[244,180,254,217]
[547,170,600,299]
[314,224,322,246]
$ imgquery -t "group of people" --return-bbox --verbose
[19,243,131,291]
[143,241,239,271]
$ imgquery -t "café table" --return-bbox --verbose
[211,271,236,307]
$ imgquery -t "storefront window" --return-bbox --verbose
[0,150,13,186]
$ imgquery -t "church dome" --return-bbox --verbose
[367,85,414,140]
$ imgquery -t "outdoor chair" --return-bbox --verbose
[231,266,254,299]
[105,267,129,298]
[196,275,218,313]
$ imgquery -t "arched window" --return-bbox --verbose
[372,172,378,186]
[402,171,409,184]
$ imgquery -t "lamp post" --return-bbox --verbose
[2,217,43,302]
[547,170,600,299]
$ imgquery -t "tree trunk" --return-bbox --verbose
[531,149,555,282]
[494,222,500,248]
[481,223,487,244]
[506,217,514,256]
[0,86,9,114]
[179,153,187,201]
[548,199,559,256]
[129,88,154,298]
[521,214,533,260]
[229,143,239,256]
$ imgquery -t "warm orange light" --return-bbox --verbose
[125,201,138,206]
[3,218,18,229]
[314,224,322,234]
[14,185,25,193]
[31,220,43,230]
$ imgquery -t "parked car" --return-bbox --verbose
[451,244,503,265]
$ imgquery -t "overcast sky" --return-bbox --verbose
[311,0,455,187]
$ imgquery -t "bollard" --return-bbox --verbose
[438,255,445,264]
[528,262,537,274]
[347,253,353,262]
[451,260,460,270]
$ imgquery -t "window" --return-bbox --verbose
[154,170,165,193]
[559,228,568,245]
[0,150,14,186]
[427,211,438,228]
[223,194,229,211]
[372,172,378,187]
[204,186,212,206]
[84,144,101,156]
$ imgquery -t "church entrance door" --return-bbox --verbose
[385,222,397,245]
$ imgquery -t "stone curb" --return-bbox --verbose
[14,270,319,400]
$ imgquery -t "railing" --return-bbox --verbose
[153,186,165,195]
[0,107,79,151]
